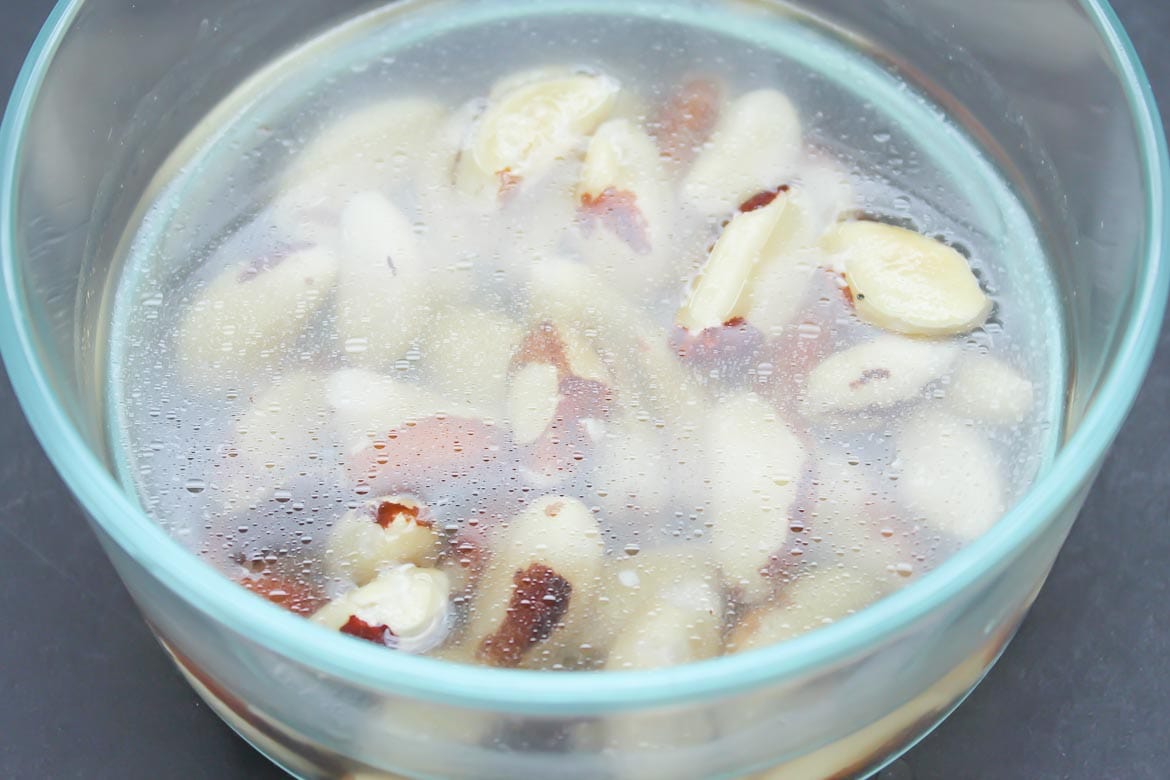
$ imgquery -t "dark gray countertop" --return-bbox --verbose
[2,2,1168,778]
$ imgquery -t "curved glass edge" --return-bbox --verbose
[1,0,1167,715]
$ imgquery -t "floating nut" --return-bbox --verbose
[312,564,450,653]
[945,353,1035,424]
[529,258,702,420]
[824,221,992,336]
[324,495,442,586]
[804,336,958,416]
[283,97,446,193]
[456,71,619,199]
[178,245,338,381]
[422,307,525,415]
[576,119,670,259]
[335,191,434,368]
[683,89,802,216]
[898,408,1004,539]
[727,565,897,652]
[677,190,806,332]
[325,368,485,455]
[507,362,562,445]
[605,578,723,670]
[466,495,603,667]
[706,392,808,602]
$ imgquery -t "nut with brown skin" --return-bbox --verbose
[324,495,442,586]
[803,336,958,418]
[464,495,604,667]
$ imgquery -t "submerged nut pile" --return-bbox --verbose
[175,65,1034,670]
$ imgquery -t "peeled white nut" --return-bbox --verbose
[465,495,604,667]
[804,336,958,416]
[592,416,673,518]
[507,362,562,445]
[456,71,619,199]
[324,495,442,586]
[312,564,450,653]
[335,191,435,367]
[677,190,806,332]
[605,577,723,670]
[233,371,327,474]
[741,247,818,338]
[825,221,991,336]
[945,353,1035,424]
[898,408,1004,539]
[178,246,338,380]
[683,89,802,216]
[727,565,896,652]
[579,118,663,201]
[593,547,716,648]
[422,307,525,414]
[283,97,447,193]
[706,392,808,602]
[326,368,485,454]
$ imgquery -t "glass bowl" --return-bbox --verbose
[1,1,1166,778]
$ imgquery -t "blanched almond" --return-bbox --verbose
[466,495,603,667]
[706,392,808,602]
[898,408,1004,539]
[825,221,991,336]
[422,307,525,414]
[945,353,1035,424]
[683,89,802,216]
[507,362,562,445]
[178,246,337,380]
[677,190,805,332]
[804,336,957,416]
[456,71,619,199]
[312,564,450,653]
[324,495,442,585]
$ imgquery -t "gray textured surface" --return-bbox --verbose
[1,1,1167,778]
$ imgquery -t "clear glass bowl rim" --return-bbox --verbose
[1,0,1166,716]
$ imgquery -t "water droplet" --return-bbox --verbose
[273,488,292,503]
[344,337,369,354]
[184,479,206,494]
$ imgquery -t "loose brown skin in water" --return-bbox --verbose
[653,77,722,163]
[477,563,573,667]
[578,187,652,254]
